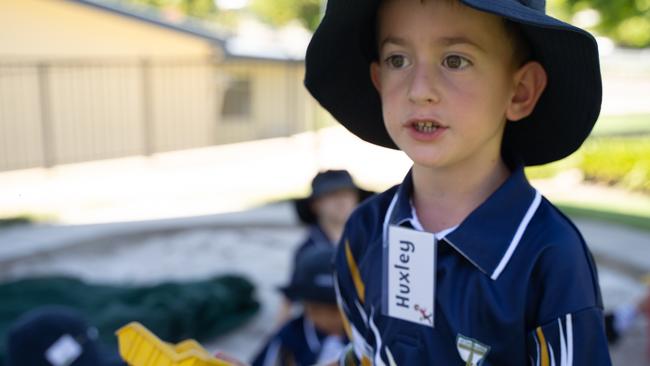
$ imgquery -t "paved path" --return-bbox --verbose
[0,127,411,225]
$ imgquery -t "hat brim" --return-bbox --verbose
[278,284,337,304]
[293,188,376,224]
[304,0,601,166]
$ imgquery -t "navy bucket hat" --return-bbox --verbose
[294,170,373,224]
[304,0,602,166]
[6,306,125,366]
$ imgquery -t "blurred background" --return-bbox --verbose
[0,0,648,364]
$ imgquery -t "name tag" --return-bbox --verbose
[45,334,82,366]
[384,225,436,327]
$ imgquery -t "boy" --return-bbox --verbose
[252,245,347,366]
[304,0,610,364]
[292,170,366,263]
[6,306,125,366]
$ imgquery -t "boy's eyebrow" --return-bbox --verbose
[439,36,486,52]
[379,36,408,49]
[379,35,486,52]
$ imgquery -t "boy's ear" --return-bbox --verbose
[506,61,547,122]
[370,62,381,92]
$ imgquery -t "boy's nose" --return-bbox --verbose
[407,64,441,105]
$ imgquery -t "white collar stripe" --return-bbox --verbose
[382,192,400,244]
[566,314,573,366]
[491,190,542,280]
[549,344,556,366]
[262,340,281,366]
[304,317,321,353]
[559,318,567,366]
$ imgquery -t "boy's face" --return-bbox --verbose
[312,188,359,227]
[304,302,344,336]
[371,0,523,170]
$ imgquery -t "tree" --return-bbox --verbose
[128,0,218,20]
[125,0,649,47]
[553,0,650,47]
[249,0,322,30]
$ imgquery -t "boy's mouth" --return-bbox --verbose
[411,120,446,134]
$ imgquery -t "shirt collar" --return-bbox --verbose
[303,316,321,354]
[310,224,334,246]
[386,165,542,280]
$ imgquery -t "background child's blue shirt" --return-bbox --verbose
[251,314,345,366]
[285,224,334,301]
[335,166,612,365]
[293,224,334,267]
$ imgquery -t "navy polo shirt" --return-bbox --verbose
[286,225,335,301]
[251,315,345,366]
[334,166,612,365]
[294,224,334,265]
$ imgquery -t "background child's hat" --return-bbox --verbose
[294,170,374,224]
[6,306,125,366]
[279,245,337,304]
[304,0,602,166]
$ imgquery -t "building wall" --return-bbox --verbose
[0,0,215,59]
[220,61,314,144]
[0,65,44,170]
[0,0,317,171]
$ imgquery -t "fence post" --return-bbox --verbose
[141,58,154,156]
[38,63,55,168]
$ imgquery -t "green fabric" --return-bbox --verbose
[0,275,260,365]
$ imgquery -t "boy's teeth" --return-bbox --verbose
[415,121,438,133]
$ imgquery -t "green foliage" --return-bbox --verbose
[580,137,650,193]
[124,0,650,46]
[181,0,218,18]
[127,0,218,19]
[547,0,575,20]
[525,154,580,179]
[126,0,324,30]
[249,0,322,30]
[0,216,34,228]
[527,136,650,194]
[558,0,650,47]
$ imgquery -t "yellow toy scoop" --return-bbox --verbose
[116,322,231,366]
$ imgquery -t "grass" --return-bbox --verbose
[0,213,56,228]
[527,114,650,190]
[0,215,35,228]
[557,202,650,232]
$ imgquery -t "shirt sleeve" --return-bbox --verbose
[334,232,374,365]
[527,307,612,365]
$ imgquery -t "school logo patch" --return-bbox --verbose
[456,334,490,366]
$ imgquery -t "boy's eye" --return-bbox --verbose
[384,55,410,69]
[442,55,471,70]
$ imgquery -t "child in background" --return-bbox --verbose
[252,245,346,366]
[6,306,125,366]
[277,170,370,325]
[304,0,611,364]
[606,288,650,345]
[292,170,365,264]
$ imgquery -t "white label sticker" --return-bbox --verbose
[45,334,82,366]
[386,225,436,327]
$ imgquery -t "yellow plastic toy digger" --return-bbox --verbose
[116,322,231,366]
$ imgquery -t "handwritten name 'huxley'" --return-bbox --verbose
[394,240,415,308]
